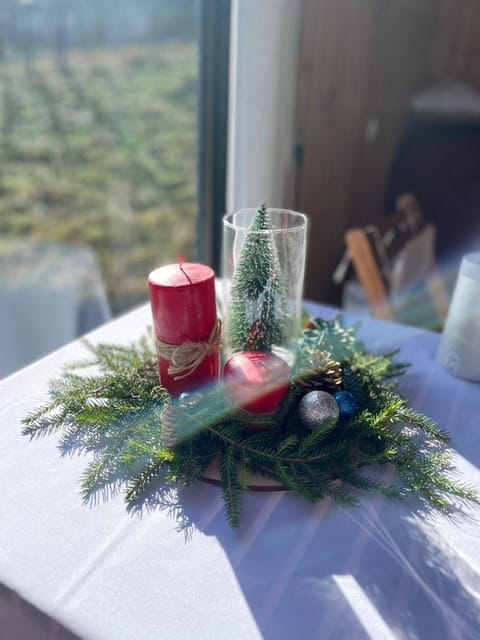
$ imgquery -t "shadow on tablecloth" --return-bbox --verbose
[0,581,81,640]
[128,468,480,640]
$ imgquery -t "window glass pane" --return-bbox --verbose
[0,0,198,376]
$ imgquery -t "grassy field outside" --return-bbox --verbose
[0,42,197,314]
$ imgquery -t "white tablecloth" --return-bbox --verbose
[1,302,480,640]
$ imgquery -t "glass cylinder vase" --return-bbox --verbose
[221,207,308,363]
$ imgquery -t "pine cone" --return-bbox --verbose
[295,351,343,393]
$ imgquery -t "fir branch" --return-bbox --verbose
[81,451,125,502]
[21,402,63,437]
[343,471,405,500]
[125,455,168,505]
[220,446,242,528]
[326,483,359,507]
[299,315,360,363]
[237,452,250,492]
[298,424,338,455]
[206,422,348,466]
[401,407,450,443]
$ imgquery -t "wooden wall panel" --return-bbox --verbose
[296,0,480,304]
[346,1,439,225]
[296,0,376,303]
[431,0,480,86]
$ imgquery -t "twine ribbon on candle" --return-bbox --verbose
[155,319,221,380]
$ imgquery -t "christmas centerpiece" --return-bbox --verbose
[22,206,478,527]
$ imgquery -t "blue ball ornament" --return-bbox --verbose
[333,390,358,419]
[298,391,339,431]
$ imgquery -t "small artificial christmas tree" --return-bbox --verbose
[228,204,289,352]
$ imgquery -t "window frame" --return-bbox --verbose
[197,0,231,271]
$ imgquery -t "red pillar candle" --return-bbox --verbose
[148,262,220,395]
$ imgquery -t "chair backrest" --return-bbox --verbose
[344,194,450,325]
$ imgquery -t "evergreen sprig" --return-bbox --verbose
[22,333,170,503]
[22,316,479,527]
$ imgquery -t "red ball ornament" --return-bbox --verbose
[223,351,291,414]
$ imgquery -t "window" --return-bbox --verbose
[0,0,230,377]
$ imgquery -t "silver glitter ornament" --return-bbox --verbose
[298,390,340,431]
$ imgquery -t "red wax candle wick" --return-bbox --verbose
[179,261,193,285]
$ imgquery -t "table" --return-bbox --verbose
[1,302,480,640]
